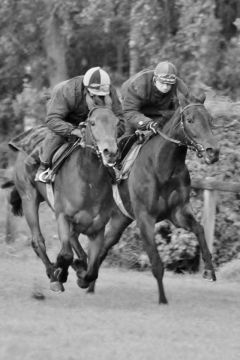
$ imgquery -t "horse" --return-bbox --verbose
[87,93,220,304]
[6,95,120,292]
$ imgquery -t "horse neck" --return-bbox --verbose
[162,107,182,141]
[150,108,187,172]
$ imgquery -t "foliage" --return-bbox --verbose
[106,223,145,269]
[156,228,200,273]
[0,97,19,140]
[106,222,200,273]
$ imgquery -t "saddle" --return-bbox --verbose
[112,130,153,183]
[41,139,82,182]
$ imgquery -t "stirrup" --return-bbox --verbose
[35,168,51,183]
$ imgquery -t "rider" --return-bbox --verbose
[121,61,192,135]
[35,66,125,182]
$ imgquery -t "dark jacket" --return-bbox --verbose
[46,76,125,137]
[121,69,190,134]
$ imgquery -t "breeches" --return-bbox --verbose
[40,131,65,165]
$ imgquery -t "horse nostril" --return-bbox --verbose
[103,149,110,157]
[206,148,219,159]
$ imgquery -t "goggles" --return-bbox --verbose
[154,74,176,85]
[88,83,110,93]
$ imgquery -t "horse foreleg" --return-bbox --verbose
[170,204,216,281]
[21,195,57,285]
[136,210,168,304]
[69,225,88,287]
[76,228,105,289]
[55,212,74,290]
[87,209,131,293]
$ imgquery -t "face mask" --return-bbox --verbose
[155,80,172,94]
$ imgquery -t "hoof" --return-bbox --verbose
[86,284,95,293]
[50,281,65,292]
[203,269,216,282]
[77,278,89,289]
[159,298,168,305]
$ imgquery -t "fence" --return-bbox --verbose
[191,177,240,252]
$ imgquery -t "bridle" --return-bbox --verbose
[78,106,116,166]
[156,103,206,157]
[82,106,103,158]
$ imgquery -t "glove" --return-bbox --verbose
[70,128,83,138]
[146,121,159,134]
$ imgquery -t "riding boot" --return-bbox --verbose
[35,131,65,183]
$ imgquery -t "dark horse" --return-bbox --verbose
[88,93,220,304]
[7,96,120,292]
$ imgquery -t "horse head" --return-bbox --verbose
[177,91,219,164]
[84,94,119,167]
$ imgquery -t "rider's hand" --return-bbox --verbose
[147,121,159,134]
[71,128,83,138]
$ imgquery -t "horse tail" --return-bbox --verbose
[9,187,23,217]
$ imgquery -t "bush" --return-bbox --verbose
[106,221,200,273]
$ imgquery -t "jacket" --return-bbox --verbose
[46,76,125,137]
[121,69,190,134]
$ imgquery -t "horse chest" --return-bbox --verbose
[69,209,107,234]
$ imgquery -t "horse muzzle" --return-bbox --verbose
[101,147,119,167]
[204,147,220,164]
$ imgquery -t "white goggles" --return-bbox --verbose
[154,74,176,85]
[88,83,110,93]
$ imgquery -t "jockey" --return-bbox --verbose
[35,67,125,182]
[121,61,191,135]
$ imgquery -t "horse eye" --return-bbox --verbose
[186,117,194,124]
[90,121,95,126]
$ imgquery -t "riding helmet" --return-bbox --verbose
[83,67,111,96]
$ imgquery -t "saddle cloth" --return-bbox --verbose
[8,125,81,181]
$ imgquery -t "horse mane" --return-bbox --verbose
[162,92,206,137]
[90,94,112,109]
[161,107,181,137]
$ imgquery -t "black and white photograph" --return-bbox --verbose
[0,1,240,359]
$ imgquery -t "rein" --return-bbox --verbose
[156,103,205,156]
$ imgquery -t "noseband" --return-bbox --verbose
[179,103,205,156]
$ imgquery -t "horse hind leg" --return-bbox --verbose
[20,192,61,289]
[170,204,216,281]
[87,209,132,293]
[55,213,74,289]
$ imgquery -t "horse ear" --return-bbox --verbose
[191,88,206,103]
[177,90,189,108]
[86,93,95,110]
[104,95,112,109]
[196,91,206,104]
